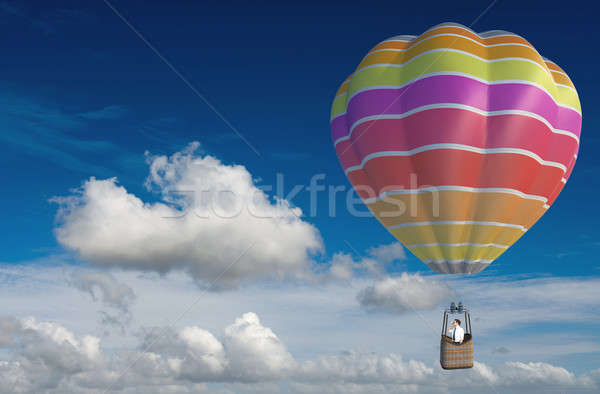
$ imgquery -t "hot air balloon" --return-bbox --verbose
[330,22,582,275]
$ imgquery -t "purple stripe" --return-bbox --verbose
[330,75,581,142]
[330,115,349,143]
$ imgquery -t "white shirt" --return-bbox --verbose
[450,325,465,343]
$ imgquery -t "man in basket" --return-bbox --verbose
[448,319,464,344]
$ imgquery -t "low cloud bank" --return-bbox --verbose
[0,312,597,393]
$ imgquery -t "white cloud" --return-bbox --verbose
[177,326,227,376]
[0,316,102,393]
[52,142,323,288]
[367,243,406,264]
[357,274,455,313]
[2,263,599,365]
[0,263,599,392]
[69,269,136,332]
[326,242,407,281]
[327,253,358,281]
[20,316,101,361]
[223,312,295,381]
[297,352,432,384]
[0,312,597,393]
[502,361,579,386]
[69,270,135,313]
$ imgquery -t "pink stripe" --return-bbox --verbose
[335,109,578,171]
[330,74,581,142]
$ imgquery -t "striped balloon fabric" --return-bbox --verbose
[330,23,582,274]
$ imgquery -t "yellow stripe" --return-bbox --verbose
[330,52,580,118]
[389,223,525,246]
[408,244,507,262]
[331,94,347,119]
[347,52,578,109]
[360,35,544,71]
[361,36,574,92]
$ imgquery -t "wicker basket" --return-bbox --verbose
[440,333,473,370]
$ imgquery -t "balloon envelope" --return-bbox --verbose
[330,23,581,274]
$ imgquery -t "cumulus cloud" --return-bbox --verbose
[367,243,406,264]
[0,313,597,394]
[52,142,323,288]
[223,312,295,381]
[177,325,227,376]
[0,312,292,392]
[137,312,294,383]
[0,316,101,392]
[326,242,407,281]
[327,252,360,281]
[20,317,101,361]
[357,273,455,313]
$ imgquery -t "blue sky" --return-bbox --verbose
[1,0,598,273]
[1,1,599,393]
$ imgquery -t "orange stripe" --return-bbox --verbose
[370,28,532,53]
[335,75,352,97]
[367,191,546,229]
[410,26,531,47]
[545,61,566,73]
[543,62,576,89]
[370,40,414,51]
[544,63,575,89]
[550,71,574,87]
[358,35,545,71]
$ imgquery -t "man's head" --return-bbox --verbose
[453,319,461,327]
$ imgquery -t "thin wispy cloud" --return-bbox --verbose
[78,105,128,120]
[69,270,136,333]
[0,2,94,35]
[0,91,123,176]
